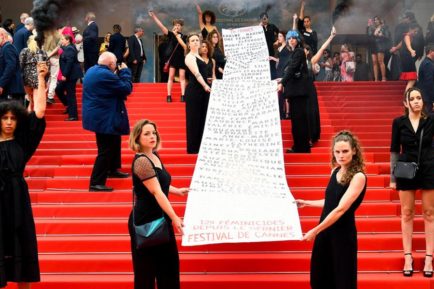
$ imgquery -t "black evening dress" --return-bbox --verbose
[128,153,180,289]
[0,112,45,287]
[310,168,366,289]
[185,57,210,154]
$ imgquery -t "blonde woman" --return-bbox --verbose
[19,35,48,112]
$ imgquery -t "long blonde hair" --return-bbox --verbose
[27,35,38,53]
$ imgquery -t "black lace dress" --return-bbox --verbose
[0,112,45,287]
[128,153,179,289]
[310,168,366,289]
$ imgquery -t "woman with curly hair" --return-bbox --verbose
[195,3,218,40]
[296,131,367,289]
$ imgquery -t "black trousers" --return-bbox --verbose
[55,80,78,118]
[84,52,98,72]
[128,215,180,289]
[128,61,144,83]
[290,94,311,153]
[90,133,121,186]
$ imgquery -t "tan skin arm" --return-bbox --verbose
[34,62,49,119]
[311,27,336,66]
[403,34,416,57]
[302,173,366,241]
[148,11,169,35]
[299,0,305,20]
[195,3,205,31]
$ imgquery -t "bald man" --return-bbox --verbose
[82,52,133,191]
[0,28,25,102]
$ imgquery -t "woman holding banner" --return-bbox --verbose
[296,131,367,289]
[184,34,211,154]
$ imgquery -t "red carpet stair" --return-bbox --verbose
[15,81,433,288]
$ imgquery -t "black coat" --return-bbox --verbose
[281,47,309,98]
[59,44,83,80]
[0,41,25,96]
[83,22,99,55]
[108,32,126,63]
[127,35,146,63]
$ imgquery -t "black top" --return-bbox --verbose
[281,46,309,97]
[320,168,366,231]
[108,32,127,63]
[132,153,172,225]
[276,47,290,78]
[298,19,318,55]
[390,115,434,165]
[164,31,187,68]
[262,24,279,56]
[0,112,45,286]
[212,45,225,79]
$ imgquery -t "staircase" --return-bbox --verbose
[16,81,433,288]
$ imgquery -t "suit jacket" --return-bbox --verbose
[108,32,126,63]
[82,65,132,135]
[83,22,99,55]
[281,46,309,98]
[12,28,32,54]
[127,35,146,63]
[417,57,434,104]
[0,42,25,95]
[59,44,83,80]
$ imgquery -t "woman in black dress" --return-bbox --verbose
[184,34,211,154]
[296,131,366,289]
[390,87,434,277]
[149,11,187,102]
[128,119,188,289]
[0,62,48,289]
[199,40,216,85]
[277,29,311,153]
[367,16,391,81]
[195,3,218,40]
[207,30,225,79]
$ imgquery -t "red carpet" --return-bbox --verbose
[19,81,434,288]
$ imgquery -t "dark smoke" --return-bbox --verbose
[332,0,353,24]
[31,0,82,47]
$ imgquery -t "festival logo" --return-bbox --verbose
[218,0,247,17]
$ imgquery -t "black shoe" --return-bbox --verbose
[108,170,130,178]
[65,117,78,121]
[286,149,295,153]
[167,95,172,102]
[89,185,113,192]
[62,109,68,114]
[403,253,414,277]
[423,254,433,278]
[180,95,185,102]
[47,98,55,104]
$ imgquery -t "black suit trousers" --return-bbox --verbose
[55,80,78,118]
[84,52,98,72]
[90,133,122,186]
[128,61,144,83]
[290,94,311,153]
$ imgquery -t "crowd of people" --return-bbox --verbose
[0,3,433,289]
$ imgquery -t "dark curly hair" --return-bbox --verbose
[0,101,29,136]
[331,130,365,185]
[202,10,216,25]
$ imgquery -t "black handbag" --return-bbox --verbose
[132,155,170,249]
[393,128,424,180]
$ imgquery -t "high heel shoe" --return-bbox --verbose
[403,253,414,277]
[423,254,433,278]
[166,95,172,103]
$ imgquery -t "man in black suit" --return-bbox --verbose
[108,24,128,64]
[83,12,99,72]
[0,28,25,103]
[55,34,83,121]
[127,27,147,83]
[12,16,34,54]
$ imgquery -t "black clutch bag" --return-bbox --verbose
[393,128,424,180]
[134,215,170,249]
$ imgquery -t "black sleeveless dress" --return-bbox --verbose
[128,153,180,289]
[310,168,366,289]
[185,57,210,154]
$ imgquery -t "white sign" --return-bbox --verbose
[182,26,302,246]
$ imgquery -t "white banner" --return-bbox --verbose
[181,26,302,246]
